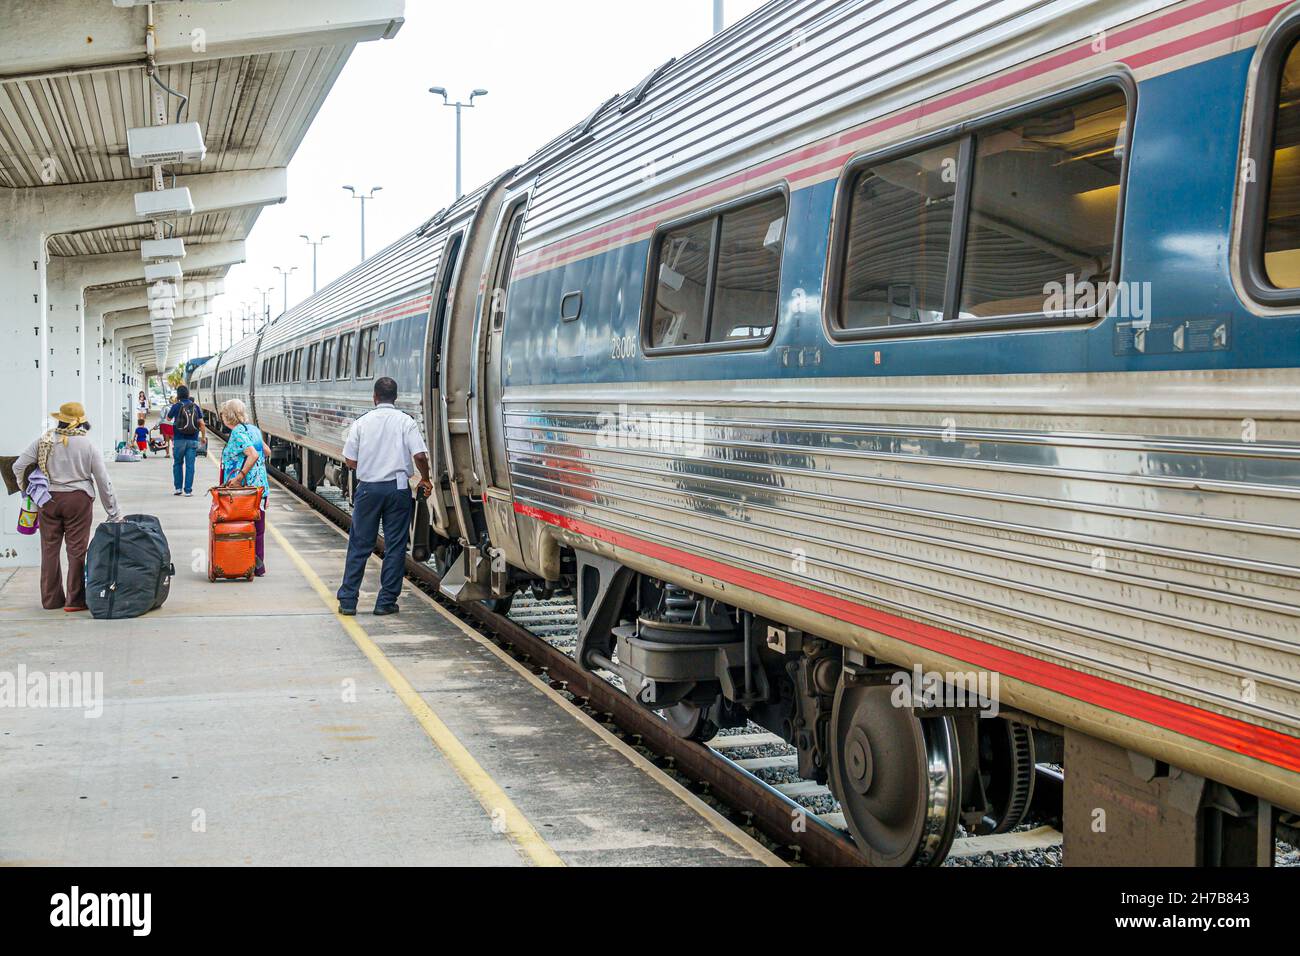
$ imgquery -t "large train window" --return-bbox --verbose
[1243,24,1300,302]
[645,190,786,352]
[292,348,304,382]
[830,81,1129,337]
[356,326,376,379]
[337,333,354,379]
[838,141,960,329]
[320,339,334,381]
[961,91,1126,318]
[306,344,318,382]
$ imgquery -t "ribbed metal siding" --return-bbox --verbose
[503,370,1300,740]
[516,0,1177,254]
[258,225,449,355]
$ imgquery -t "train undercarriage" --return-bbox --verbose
[561,549,1293,868]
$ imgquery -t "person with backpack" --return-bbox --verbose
[9,402,122,611]
[165,385,206,497]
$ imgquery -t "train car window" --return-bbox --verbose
[1262,36,1300,288]
[839,141,959,329]
[491,208,528,333]
[293,348,304,382]
[709,195,785,342]
[306,344,318,382]
[337,333,353,379]
[960,90,1126,318]
[833,83,1127,335]
[430,232,464,384]
[647,191,786,351]
[356,326,376,379]
[650,218,713,347]
[320,339,334,381]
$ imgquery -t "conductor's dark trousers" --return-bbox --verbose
[336,481,413,611]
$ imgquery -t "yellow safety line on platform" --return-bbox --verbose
[267,521,564,868]
[416,592,786,866]
[276,472,782,866]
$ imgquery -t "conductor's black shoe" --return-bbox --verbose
[373,605,400,617]
[338,605,356,617]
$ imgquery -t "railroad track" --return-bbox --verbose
[257,460,1081,866]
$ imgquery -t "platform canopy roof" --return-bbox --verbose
[0,0,404,373]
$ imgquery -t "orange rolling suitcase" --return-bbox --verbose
[208,520,256,582]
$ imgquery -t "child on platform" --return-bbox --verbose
[134,417,150,458]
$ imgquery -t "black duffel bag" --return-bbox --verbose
[86,515,175,620]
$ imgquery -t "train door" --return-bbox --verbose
[482,202,526,490]
[425,229,464,538]
[468,189,531,578]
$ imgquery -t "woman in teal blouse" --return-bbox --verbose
[218,399,269,577]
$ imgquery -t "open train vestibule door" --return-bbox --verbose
[421,227,464,542]
[434,172,529,603]
[467,187,531,590]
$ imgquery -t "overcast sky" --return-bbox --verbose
[197,0,769,355]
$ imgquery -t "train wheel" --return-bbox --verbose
[828,680,960,866]
[663,701,718,743]
[973,718,1035,835]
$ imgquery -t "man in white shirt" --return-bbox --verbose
[336,377,434,616]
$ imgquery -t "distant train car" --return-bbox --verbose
[213,0,1300,865]
[187,357,217,419]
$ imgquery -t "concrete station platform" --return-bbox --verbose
[0,444,778,867]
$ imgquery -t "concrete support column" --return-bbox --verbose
[45,268,87,410]
[0,199,48,566]
[87,308,106,453]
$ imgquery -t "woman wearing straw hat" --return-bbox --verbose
[9,402,123,612]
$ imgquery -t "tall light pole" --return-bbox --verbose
[274,265,298,315]
[428,87,488,201]
[253,286,273,327]
[342,185,381,261]
[300,234,330,293]
[714,0,725,33]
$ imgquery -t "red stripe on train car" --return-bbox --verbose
[513,501,1300,773]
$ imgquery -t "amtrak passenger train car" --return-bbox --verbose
[192,0,1300,866]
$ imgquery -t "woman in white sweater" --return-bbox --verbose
[10,402,122,611]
